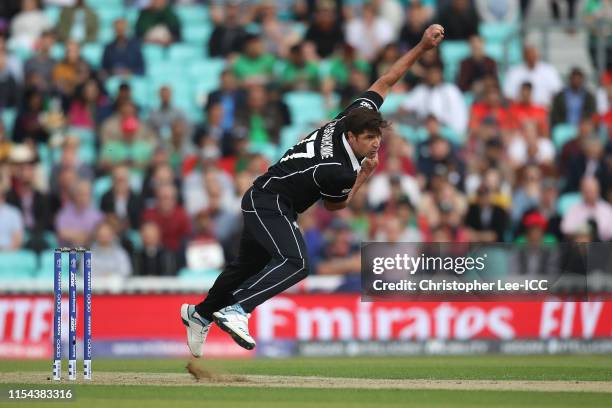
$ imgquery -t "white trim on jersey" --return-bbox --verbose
[262,162,342,189]
[342,133,361,172]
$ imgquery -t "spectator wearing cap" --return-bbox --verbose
[509,211,559,277]
[465,184,509,242]
[55,179,103,247]
[232,34,276,85]
[437,0,480,41]
[561,176,612,241]
[135,0,181,46]
[56,0,99,44]
[100,101,156,145]
[401,64,468,134]
[101,18,145,79]
[100,112,156,172]
[508,82,549,136]
[457,35,498,93]
[304,1,345,59]
[133,221,176,276]
[9,0,51,50]
[550,68,597,128]
[100,165,143,230]
[503,45,562,107]
[0,186,23,250]
[208,1,248,58]
[142,183,191,253]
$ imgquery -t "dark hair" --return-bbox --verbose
[344,107,389,136]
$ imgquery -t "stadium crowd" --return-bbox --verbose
[0,0,611,287]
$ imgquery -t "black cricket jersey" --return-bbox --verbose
[253,90,384,213]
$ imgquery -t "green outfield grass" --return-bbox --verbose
[1,356,611,408]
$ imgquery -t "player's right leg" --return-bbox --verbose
[180,304,211,358]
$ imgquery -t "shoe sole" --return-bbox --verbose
[212,313,256,351]
[181,304,203,358]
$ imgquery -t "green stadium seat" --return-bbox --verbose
[379,93,407,115]
[440,41,470,82]
[284,92,325,126]
[552,123,577,149]
[81,43,104,68]
[168,44,203,61]
[557,192,582,216]
[1,108,17,133]
[0,250,38,279]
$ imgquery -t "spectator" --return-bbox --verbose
[457,35,498,93]
[345,2,394,61]
[258,0,301,58]
[509,211,559,277]
[510,164,543,225]
[141,161,180,208]
[368,157,421,211]
[509,82,549,136]
[563,133,605,193]
[100,165,143,230]
[398,1,432,51]
[9,0,51,50]
[135,0,181,46]
[165,117,195,172]
[304,1,345,59]
[208,1,248,58]
[0,187,23,250]
[507,121,555,169]
[232,34,275,85]
[317,218,361,277]
[185,209,225,271]
[416,131,465,190]
[142,183,191,252]
[235,85,288,145]
[0,35,24,83]
[206,70,246,132]
[401,64,468,134]
[23,30,55,91]
[100,101,156,145]
[194,102,237,157]
[327,43,371,90]
[559,117,596,169]
[48,135,94,193]
[561,176,612,241]
[12,88,49,144]
[280,43,320,91]
[465,184,509,242]
[57,0,99,44]
[583,0,612,73]
[147,85,187,136]
[503,45,563,106]
[0,48,20,108]
[475,0,520,22]
[550,67,597,128]
[100,113,157,172]
[101,18,145,78]
[52,40,91,99]
[437,0,480,40]
[55,179,103,247]
[91,219,133,277]
[469,85,513,131]
[133,221,176,276]
[67,78,113,129]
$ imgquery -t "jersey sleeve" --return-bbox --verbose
[335,90,384,119]
[314,164,357,203]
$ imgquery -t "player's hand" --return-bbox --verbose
[420,24,444,50]
[361,154,378,177]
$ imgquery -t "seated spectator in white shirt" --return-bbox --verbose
[91,219,133,277]
[0,188,24,250]
[561,176,612,241]
[9,0,51,50]
[503,45,562,107]
[345,2,394,62]
[401,64,468,134]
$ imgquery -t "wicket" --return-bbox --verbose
[53,247,92,381]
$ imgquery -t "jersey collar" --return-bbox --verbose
[342,133,361,172]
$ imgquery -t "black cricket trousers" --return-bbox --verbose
[195,186,309,321]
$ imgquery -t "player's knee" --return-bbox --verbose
[285,256,309,277]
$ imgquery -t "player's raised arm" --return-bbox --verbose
[368,24,445,100]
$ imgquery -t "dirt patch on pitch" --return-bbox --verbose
[2,371,611,393]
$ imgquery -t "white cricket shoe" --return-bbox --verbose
[212,304,256,350]
[180,304,211,358]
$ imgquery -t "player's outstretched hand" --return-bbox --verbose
[420,24,444,50]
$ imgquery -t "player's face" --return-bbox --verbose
[350,131,382,159]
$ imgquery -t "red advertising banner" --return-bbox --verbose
[0,294,611,358]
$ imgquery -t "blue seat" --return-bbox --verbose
[98,26,115,44]
[440,40,470,81]
[106,76,152,109]
[0,250,38,279]
[44,6,62,26]
[50,43,65,61]
[66,126,96,145]
[1,108,17,133]
[175,5,209,25]
[142,44,165,67]
[552,123,577,149]
[86,0,123,9]
[95,7,126,26]
[479,21,519,43]
[93,176,112,207]
[81,43,104,68]
[557,192,582,216]
[284,92,325,126]
[184,25,213,46]
[379,93,407,115]
[168,44,204,61]
[37,250,70,279]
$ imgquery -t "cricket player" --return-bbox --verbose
[181,24,445,355]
